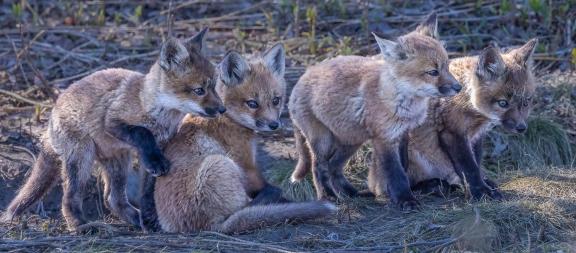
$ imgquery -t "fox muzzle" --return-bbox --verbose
[438,83,462,96]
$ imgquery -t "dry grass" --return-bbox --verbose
[2,166,576,252]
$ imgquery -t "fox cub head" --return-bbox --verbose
[470,39,538,133]
[216,44,286,132]
[156,28,226,118]
[373,12,461,97]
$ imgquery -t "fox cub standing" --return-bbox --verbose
[1,29,227,232]
[407,39,538,199]
[289,13,462,209]
[144,44,335,233]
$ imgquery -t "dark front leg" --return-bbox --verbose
[399,132,409,171]
[473,136,499,190]
[439,131,502,200]
[109,122,170,176]
[472,136,483,165]
[327,143,360,198]
[139,172,160,232]
[369,140,419,210]
[100,152,141,228]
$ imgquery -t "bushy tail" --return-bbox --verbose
[1,146,60,222]
[290,126,311,182]
[219,201,336,234]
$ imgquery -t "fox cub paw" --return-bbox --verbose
[139,213,161,233]
[396,197,420,211]
[142,151,171,176]
[387,185,420,211]
[389,191,420,211]
[470,184,503,201]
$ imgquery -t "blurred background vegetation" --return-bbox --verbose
[0,0,574,92]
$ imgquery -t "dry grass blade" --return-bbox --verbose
[0,88,52,108]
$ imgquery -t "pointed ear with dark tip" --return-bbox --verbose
[159,38,189,71]
[476,46,506,81]
[184,27,208,54]
[508,38,538,66]
[263,43,285,77]
[415,12,439,39]
[373,33,408,61]
[219,51,249,87]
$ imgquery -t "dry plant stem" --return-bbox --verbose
[48,51,158,85]
[0,89,52,108]
[17,28,57,101]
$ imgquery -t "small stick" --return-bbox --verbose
[0,88,52,108]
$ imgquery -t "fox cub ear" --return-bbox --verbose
[263,43,285,77]
[508,38,538,66]
[159,38,189,72]
[219,51,249,87]
[184,27,208,54]
[476,46,506,81]
[415,12,439,39]
[373,33,408,61]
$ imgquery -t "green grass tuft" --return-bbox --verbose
[266,160,316,202]
[487,117,574,171]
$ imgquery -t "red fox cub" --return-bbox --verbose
[1,29,228,232]
[288,13,461,209]
[143,44,335,233]
[407,39,538,199]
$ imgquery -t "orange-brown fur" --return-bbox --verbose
[1,30,225,232]
[407,39,538,198]
[288,14,460,208]
[154,45,335,233]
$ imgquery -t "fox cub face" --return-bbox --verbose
[157,28,225,117]
[373,13,461,97]
[471,39,538,133]
[216,44,286,132]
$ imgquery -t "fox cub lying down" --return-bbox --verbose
[142,44,336,233]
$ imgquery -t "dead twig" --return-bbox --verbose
[0,89,52,108]
[48,51,158,85]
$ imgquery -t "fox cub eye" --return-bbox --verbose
[193,88,205,96]
[426,70,439,76]
[246,100,259,109]
[272,97,281,106]
[497,100,509,108]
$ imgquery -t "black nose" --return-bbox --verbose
[204,107,217,116]
[268,121,280,130]
[516,123,527,133]
[439,84,460,95]
[452,83,462,93]
[218,106,226,114]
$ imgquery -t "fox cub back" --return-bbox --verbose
[1,29,225,232]
[288,13,460,209]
